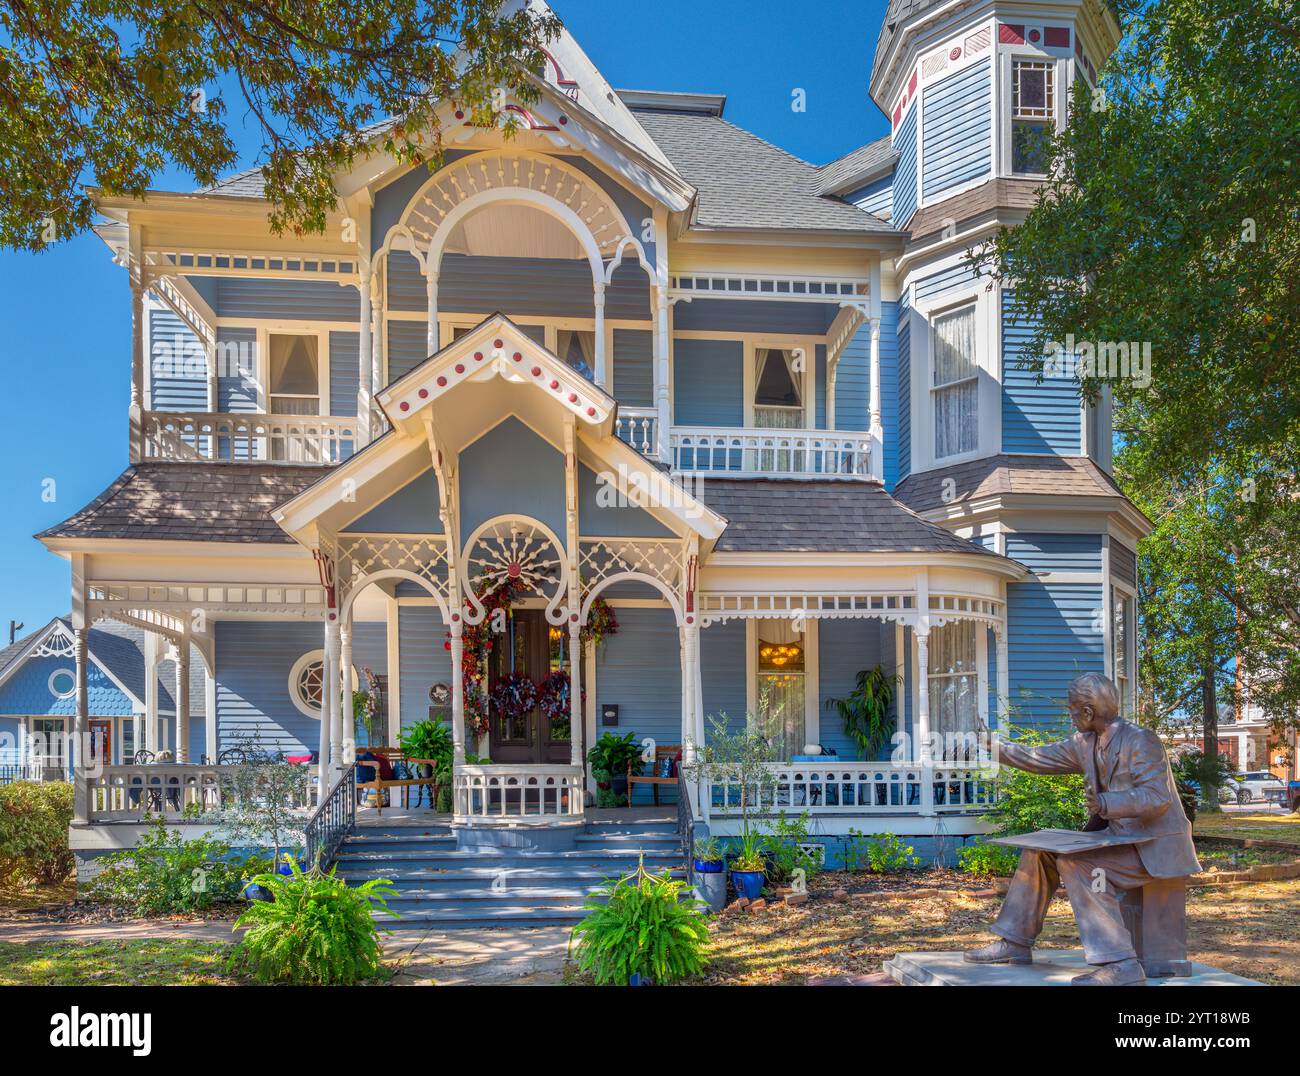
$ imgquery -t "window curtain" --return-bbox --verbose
[557,330,596,382]
[753,349,805,470]
[927,620,980,760]
[931,306,978,459]
[758,674,806,760]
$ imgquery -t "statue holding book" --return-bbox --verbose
[965,672,1201,985]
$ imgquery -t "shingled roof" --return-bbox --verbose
[817,135,897,197]
[893,454,1129,514]
[697,478,1008,556]
[37,464,322,545]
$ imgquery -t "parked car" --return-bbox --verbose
[1265,780,1300,812]
[1234,770,1286,805]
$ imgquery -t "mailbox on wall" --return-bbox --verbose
[602,704,619,727]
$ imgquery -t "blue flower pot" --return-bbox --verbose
[243,881,272,903]
[694,858,724,874]
[730,869,765,901]
[628,973,653,987]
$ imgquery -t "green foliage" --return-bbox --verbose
[215,758,310,867]
[0,2,562,248]
[88,816,267,915]
[231,858,397,985]
[398,719,452,763]
[864,833,920,873]
[1172,749,1239,811]
[841,829,871,873]
[729,830,766,874]
[692,836,724,865]
[957,840,1019,878]
[586,732,641,779]
[989,724,1089,836]
[761,811,820,886]
[824,665,897,758]
[569,861,710,985]
[683,714,780,843]
[0,780,73,887]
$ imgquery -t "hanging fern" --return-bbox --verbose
[230,858,398,985]
[569,859,710,985]
[824,665,897,759]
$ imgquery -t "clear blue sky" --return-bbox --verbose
[0,0,892,641]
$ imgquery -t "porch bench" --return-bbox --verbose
[355,749,444,815]
[627,744,681,807]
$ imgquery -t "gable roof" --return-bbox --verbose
[875,0,945,81]
[817,135,897,197]
[629,107,902,236]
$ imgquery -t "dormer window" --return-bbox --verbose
[1011,59,1054,174]
[268,334,321,415]
[931,304,978,459]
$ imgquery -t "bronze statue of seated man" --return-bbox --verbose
[965,672,1200,985]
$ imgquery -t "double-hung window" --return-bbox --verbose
[1111,588,1133,714]
[931,304,979,460]
[927,621,980,760]
[268,334,321,415]
[1012,59,1055,174]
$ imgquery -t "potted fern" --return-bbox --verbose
[824,665,896,758]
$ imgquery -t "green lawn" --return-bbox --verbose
[0,939,242,986]
[1194,810,1300,845]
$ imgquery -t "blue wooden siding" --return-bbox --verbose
[892,104,919,227]
[1111,541,1137,588]
[204,278,359,321]
[700,621,747,738]
[673,339,743,426]
[0,656,134,717]
[878,301,899,488]
[817,620,892,760]
[386,320,430,383]
[216,327,258,412]
[836,326,870,433]
[912,260,980,304]
[398,607,452,733]
[595,608,681,803]
[815,345,827,429]
[673,299,837,336]
[386,252,649,320]
[1007,582,1105,727]
[577,464,675,538]
[612,328,652,407]
[458,417,565,543]
[846,173,893,219]
[214,621,386,753]
[1002,290,1082,455]
[970,532,997,551]
[0,717,20,764]
[343,469,443,534]
[897,314,911,482]
[1005,532,1103,573]
[921,59,992,200]
[148,308,207,411]
[329,331,360,417]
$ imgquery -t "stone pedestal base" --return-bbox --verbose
[884,950,1261,986]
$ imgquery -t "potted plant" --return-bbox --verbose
[824,665,896,759]
[692,835,727,912]
[399,719,452,778]
[729,831,767,900]
[587,731,641,807]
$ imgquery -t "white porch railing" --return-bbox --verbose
[613,406,658,456]
[696,761,999,820]
[670,426,873,479]
[453,764,585,823]
[85,763,315,822]
[142,411,361,465]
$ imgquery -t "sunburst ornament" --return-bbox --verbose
[461,517,569,625]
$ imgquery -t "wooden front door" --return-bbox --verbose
[89,719,112,765]
[488,609,572,765]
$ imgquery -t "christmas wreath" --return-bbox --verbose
[488,673,538,723]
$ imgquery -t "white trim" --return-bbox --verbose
[47,668,77,700]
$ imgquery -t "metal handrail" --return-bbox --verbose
[304,766,356,871]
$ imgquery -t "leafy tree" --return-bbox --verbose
[0,0,561,247]
[974,0,1300,765]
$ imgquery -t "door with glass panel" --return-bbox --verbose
[756,623,806,759]
[487,609,572,766]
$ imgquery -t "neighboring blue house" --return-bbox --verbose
[39,0,1144,858]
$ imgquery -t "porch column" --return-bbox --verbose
[143,631,160,754]
[569,622,583,769]
[324,617,342,781]
[449,621,466,766]
[128,262,145,464]
[593,281,607,388]
[915,630,931,764]
[357,264,372,443]
[995,629,1009,731]
[685,621,704,757]
[679,627,692,760]
[174,643,190,763]
[317,631,331,789]
[868,316,884,482]
[426,270,439,355]
[132,710,143,766]
[340,621,354,764]
[371,261,386,439]
[204,666,217,763]
[72,628,90,823]
[654,284,671,464]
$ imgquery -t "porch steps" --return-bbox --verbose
[333,816,685,930]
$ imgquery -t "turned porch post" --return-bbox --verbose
[72,627,90,823]
[174,643,190,763]
[370,260,386,440]
[143,631,161,754]
[357,263,372,443]
[868,316,884,482]
[995,628,1010,731]
[569,621,583,770]
[128,222,145,463]
[426,270,439,355]
[654,284,671,464]
[324,617,342,781]
[593,281,607,388]
[340,620,354,764]
[449,621,466,767]
[204,666,217,763]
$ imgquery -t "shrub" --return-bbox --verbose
[0,780,73,887]
[569,861,710,985]
[231,859,397,985]
[762,811,821,886]
[87,816,267,915]
[957,840,1020,877]
[841,828,871,873]
[990,724,1088,835]
[865,833,920,873]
